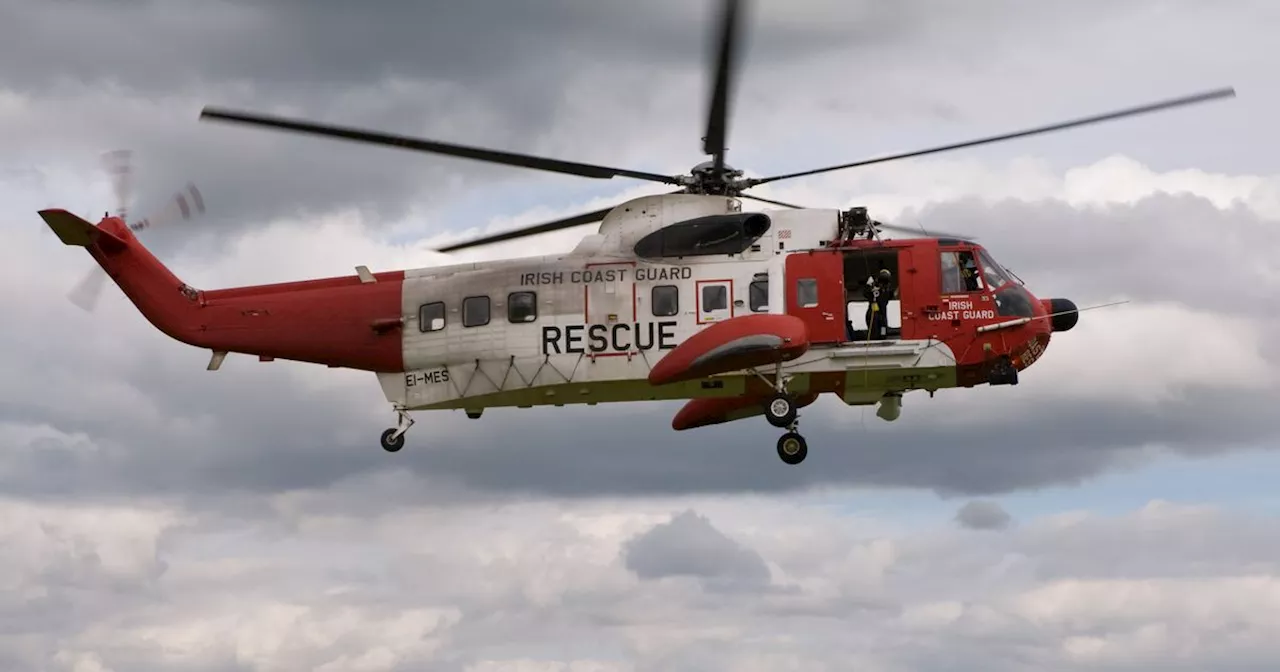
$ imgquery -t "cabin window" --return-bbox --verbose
[419,301,446,332]
[749,279,769,312]
[462,295,490,327]
[652,285,679,317]
[508,291,537,323]
[701,284,728,313]
[796,278,818,308]
[940,250,984,294]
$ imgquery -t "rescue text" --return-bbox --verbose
[542,321,678,355]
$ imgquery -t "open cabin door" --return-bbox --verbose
[841,246,912,341]
[784,250,846,344]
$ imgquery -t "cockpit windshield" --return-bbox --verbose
[977,248,1036,318]
[976,249,1016,290]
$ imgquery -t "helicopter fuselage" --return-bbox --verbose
[383,194,1065,420]
[40,193,1074,451]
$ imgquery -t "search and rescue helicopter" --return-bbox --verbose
[39,0,1235,464]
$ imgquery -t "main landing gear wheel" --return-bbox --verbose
[379,409,415,453]
[764,392,798,428]
[776,432,807,465]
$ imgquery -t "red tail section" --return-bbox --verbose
[40,209,406,372]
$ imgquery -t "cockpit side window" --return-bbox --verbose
[940,249,984,294]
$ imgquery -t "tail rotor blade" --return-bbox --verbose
[67,266,108,312]
[130,183,206,232]
[101,149,133,221]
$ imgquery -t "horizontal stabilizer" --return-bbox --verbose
[39,209,126,252]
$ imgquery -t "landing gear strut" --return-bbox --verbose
[379,408,414,453]
[758,361,807,465]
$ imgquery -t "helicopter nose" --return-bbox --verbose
[1042,298,1079,332]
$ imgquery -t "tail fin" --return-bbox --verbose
[38,209,127,253]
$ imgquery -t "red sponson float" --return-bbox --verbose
[647,313,810,386]
[672,392,820,431]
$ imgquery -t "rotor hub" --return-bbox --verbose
[684,160,746,195]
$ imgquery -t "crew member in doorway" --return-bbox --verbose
[863,268,894,340]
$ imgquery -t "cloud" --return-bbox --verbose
[621,510,772,591]
[3,495,1279,670]
[955,500,1013,530]
[3,0,1269,244]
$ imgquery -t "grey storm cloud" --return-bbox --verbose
[622,509,772,591]
[1,0,1235,251]
[955,500,1013,530]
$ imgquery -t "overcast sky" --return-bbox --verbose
[3,0,1280,669]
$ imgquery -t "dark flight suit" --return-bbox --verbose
[862,273,893,340]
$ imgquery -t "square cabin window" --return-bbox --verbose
[652,285,679,317]
[749,280,769,312]
[419,301,445,332]
[701,284,728,313]
[796,278,819,308]
[462,295,490,327]
[508,291,537,323]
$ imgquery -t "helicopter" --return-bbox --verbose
[39,0,1235,464]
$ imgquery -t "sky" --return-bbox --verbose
[2,0,1280,669]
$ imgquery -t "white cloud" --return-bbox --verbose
[5,494,1280,669]
[1017,301,1277,402]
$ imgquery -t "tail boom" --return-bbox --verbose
[41,209,406,372]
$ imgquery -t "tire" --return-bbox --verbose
[776,432,807,465]
[380,428,405,453]
[764,392,797,428]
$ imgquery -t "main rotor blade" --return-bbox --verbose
[739,192,804,209]
[703,0,746,174]
[200,107,681,185]
[877,220,975,240]
[434,206,617,253]
[745,87,1237,187]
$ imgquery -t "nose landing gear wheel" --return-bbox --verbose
[776,431,807,465]
[764,392,798,428]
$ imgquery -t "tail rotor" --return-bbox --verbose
[66,150,206,312]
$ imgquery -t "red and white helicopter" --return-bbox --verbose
[40,0,1234,464]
